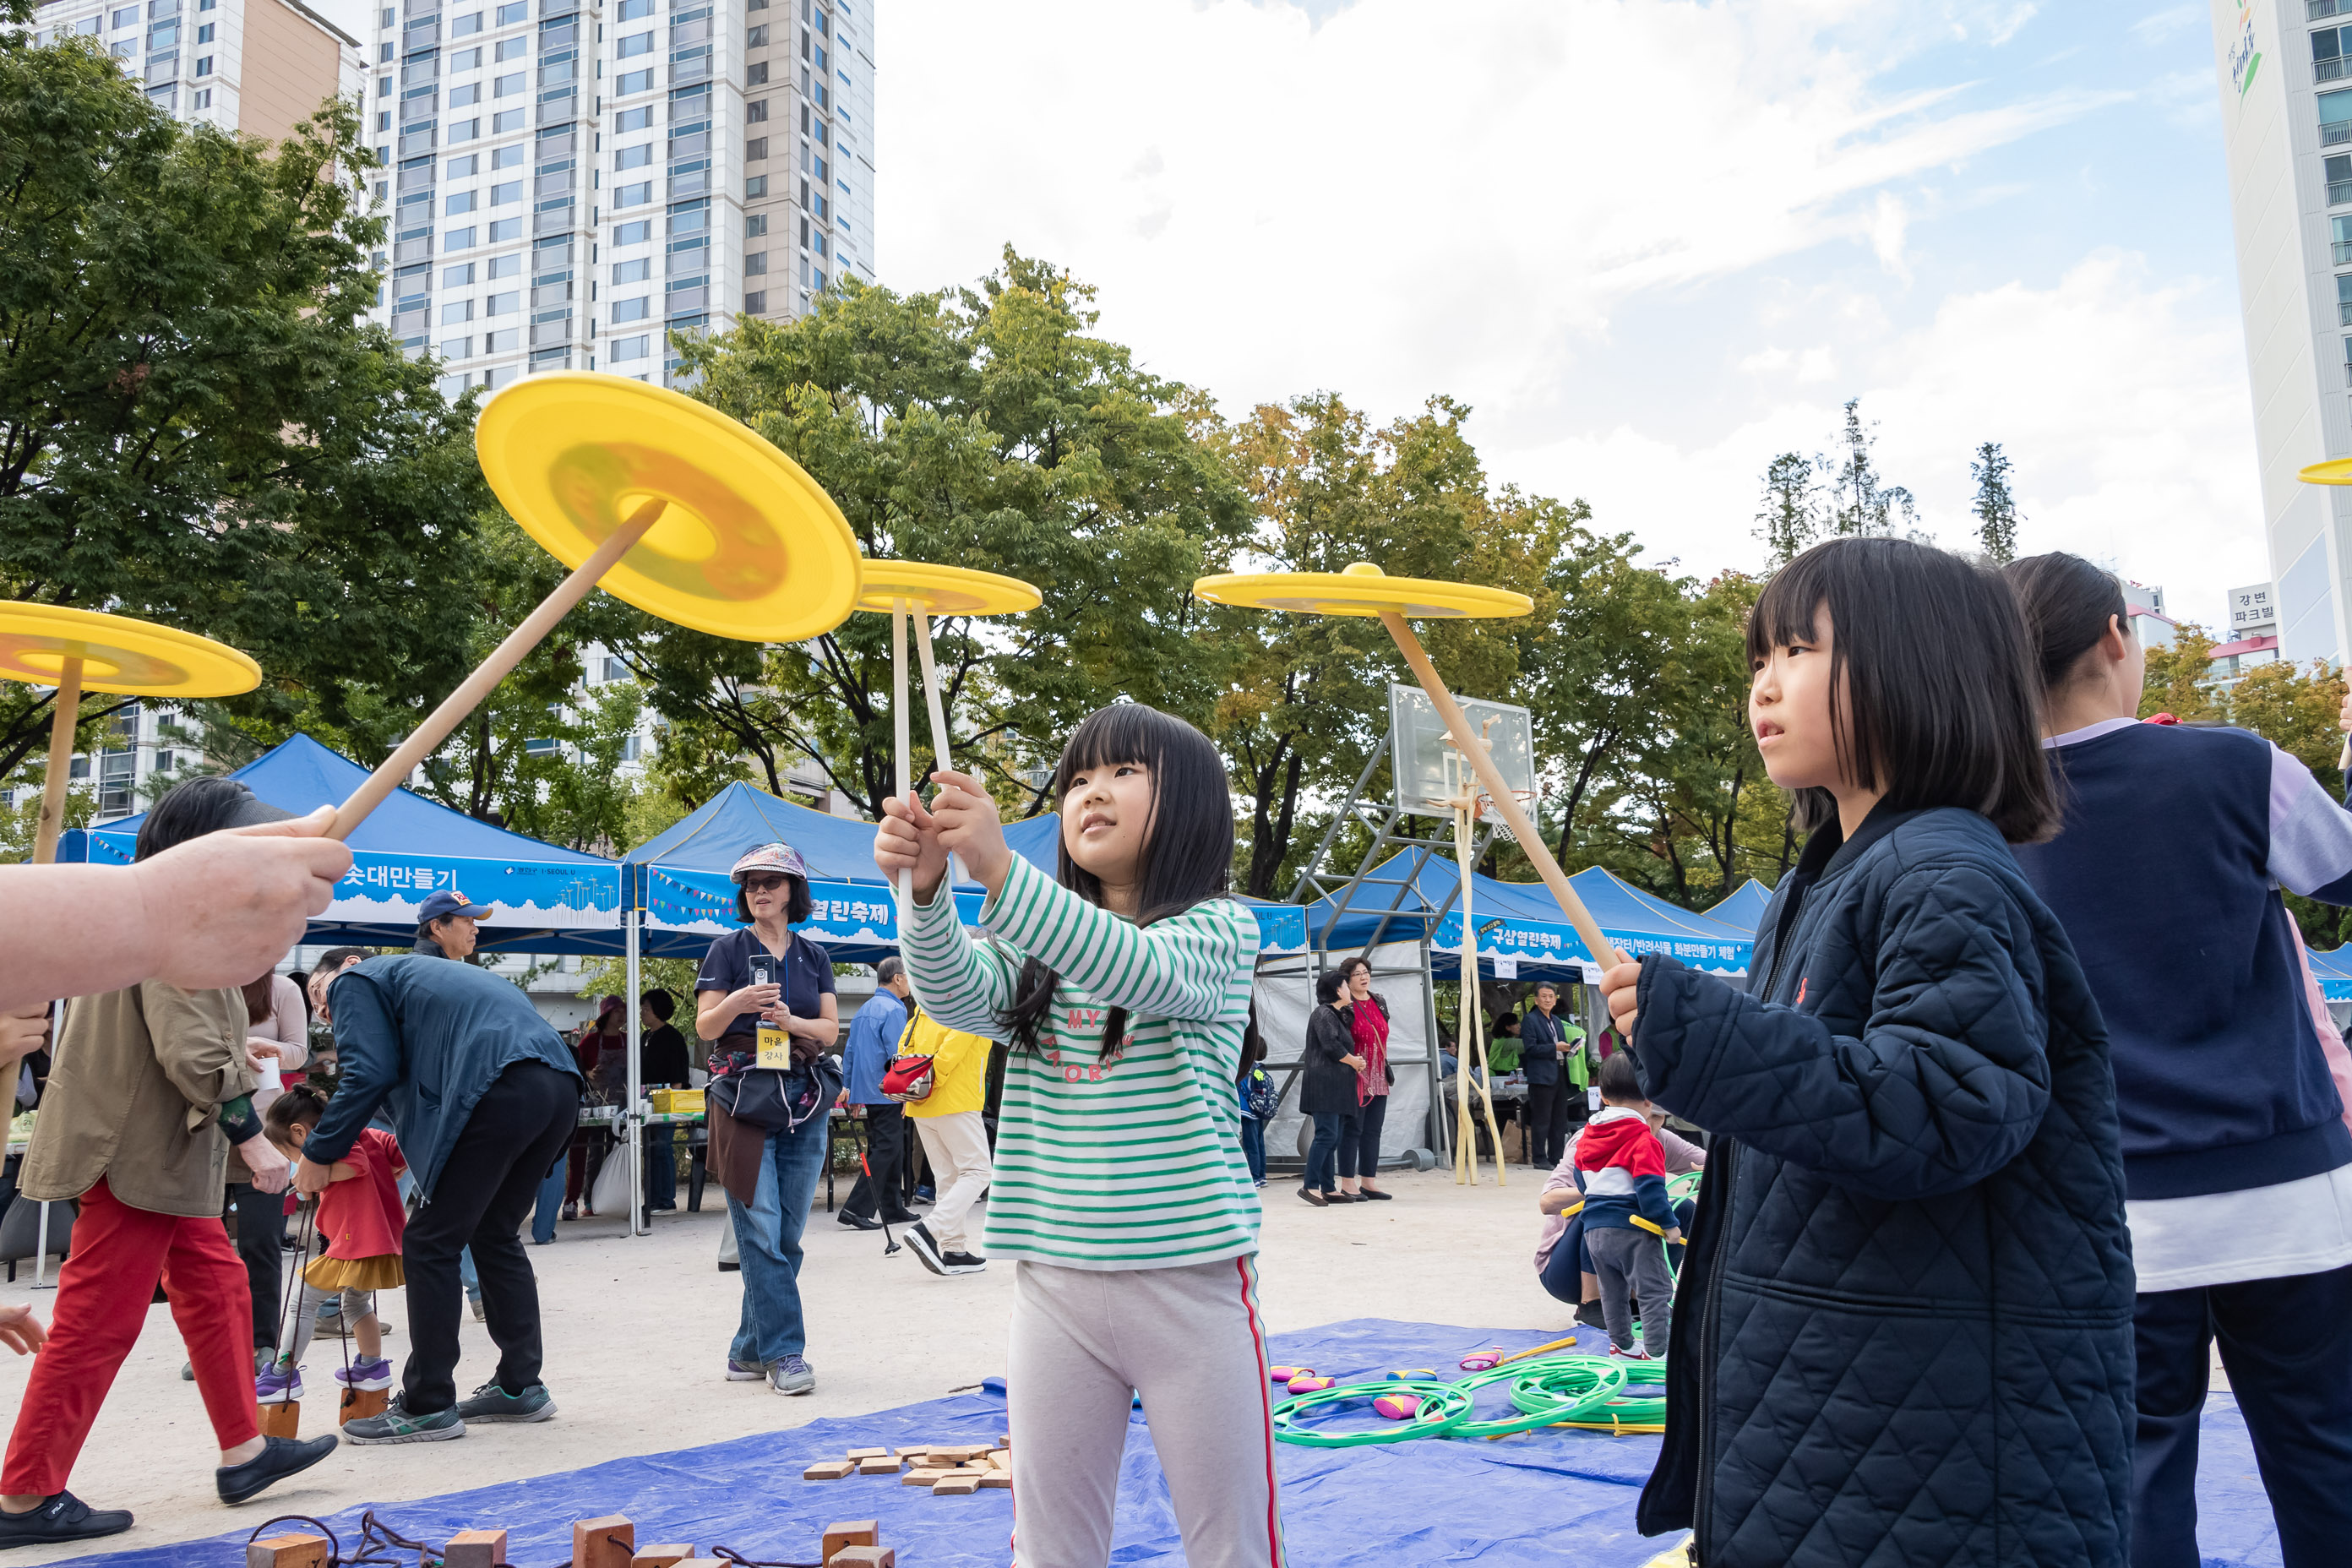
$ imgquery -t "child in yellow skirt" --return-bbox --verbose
[259,1085,406,1401]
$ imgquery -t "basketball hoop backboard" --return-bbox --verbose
[1389,683,1535,825]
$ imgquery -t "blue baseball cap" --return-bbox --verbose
[418,889,491,923]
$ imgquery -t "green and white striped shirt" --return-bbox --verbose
[901,854,1263,1271]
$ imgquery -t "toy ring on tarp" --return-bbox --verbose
[1193,560,1533,620]
[477,372,863,643]
[854,561,1043,618]
[0,602,261,864]
[1273,1379,1472,1447]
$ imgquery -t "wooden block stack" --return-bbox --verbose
[573,1515,636,1568]
[828,1550,894,1568]
[443,1528,508,1568]
[798,1440,1013,1494]
[255,1401,301,1440]
[245,1534,330,1568]
[821,1522,879,1559]
[629,1548,696,1567]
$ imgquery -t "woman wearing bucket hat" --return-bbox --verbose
[694,842,840,1396]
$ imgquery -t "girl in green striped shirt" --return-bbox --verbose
[876,703,1287,1568]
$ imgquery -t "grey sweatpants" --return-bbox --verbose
[1007,1255,1286,1568]
[281,1279,376,1367]
[1587,1224,1674,1358]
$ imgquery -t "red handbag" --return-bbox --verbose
[881,1052,934,1102]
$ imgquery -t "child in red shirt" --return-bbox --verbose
[259,1086,406,1401]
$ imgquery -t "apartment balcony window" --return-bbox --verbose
[2330,155,2352,206]
[2322,1,2352,22]
[2321,27,2352,81]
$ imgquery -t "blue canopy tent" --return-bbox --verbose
[1703,877,1775,942]
[1303,852,1751,981]
[2307,944,2352,1004]
[63,733,625,952]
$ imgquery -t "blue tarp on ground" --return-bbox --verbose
[1702,878,1774,941]
[1314,852,1751,979]
[61,735,625,953]
[55,1315,2289,1568]
[627,782,1305,962]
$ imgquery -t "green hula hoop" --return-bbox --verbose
[1515,1355,1669,1426]
[1440,1356,1629,1439]
[1272,1378,1473,1447]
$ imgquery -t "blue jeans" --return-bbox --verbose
[458,1246,478,1303]
[1239,1118,1266,1183]
[724,1119,830,1367]
[531,1153,565,1244]
[1304,1109,1357,1192]
[645,1128,678,1211]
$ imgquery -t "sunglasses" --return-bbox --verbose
[743,874,792,893]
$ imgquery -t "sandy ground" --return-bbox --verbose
[0,1164,1565,1561]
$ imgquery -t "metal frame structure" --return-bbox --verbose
[1261,721,1501,1165]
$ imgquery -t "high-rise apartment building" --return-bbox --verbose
[30,0,362,140]
[2207,0,2352,664]
[365,0,874,397]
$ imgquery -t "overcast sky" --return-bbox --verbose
[868,0,2259,629]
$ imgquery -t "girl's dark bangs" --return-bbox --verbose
[1055,702,1167,792]
[1748,554,1830,663]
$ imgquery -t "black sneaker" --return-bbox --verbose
[939,1250,988,1275]
[1574,1299,1607,1330]
[340,1395,466,1446]
[0,1492,133,1547]
[455,1381,555,1424]
[216,1433,340,1505]
[905,1220,946,1276]
[837,1211,881,1232]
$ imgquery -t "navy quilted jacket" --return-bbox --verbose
[1630,805,2134,1567]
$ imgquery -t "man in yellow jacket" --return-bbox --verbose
[901,1009,993,1276]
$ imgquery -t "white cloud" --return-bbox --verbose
[1504,253,2262,627]
[2129,6,2204,48]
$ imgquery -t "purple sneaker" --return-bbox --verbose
[726,1358,766,1382]
[255,1362,303,1404]
[335,1356,395,1392]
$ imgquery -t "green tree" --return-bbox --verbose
[0,35,487,786]
[1969,441,2022,564]
[1754,452,1818,565]
[2137,623,2226,724]
[1821,398,1915,537]
[641,248,1252,819]
[1208,394,1558,896]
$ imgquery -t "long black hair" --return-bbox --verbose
[2002,552,2131,698]
[1000,702,1236,1057]
[1749,536,2058,844]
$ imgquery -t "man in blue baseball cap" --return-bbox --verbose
[416,890,492,961]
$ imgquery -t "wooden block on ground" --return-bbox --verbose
[629,1549,695,1567]
[444,1528,509,1568]
[803,1460,858,1480]
[998,1432,1010,1447]
[933,1475,983,1496]
[246,1533,331,1568]
[828,1549,895,1568]
[979,1472,1013,1489]
[845,1447,889,1460]
[255,1401,301,1439]
[939,1444,988,1462]
[857,1456,903,1475]
[573,1516,635,1568]
[338,1386,389,1426]
[901,1467,950,1486]
[986,1449,1010,1470]
[820,1522,879,1558]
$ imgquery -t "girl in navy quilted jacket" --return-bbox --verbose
[1598,537,2134,1568]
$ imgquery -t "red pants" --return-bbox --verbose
[1,1178,259,1496]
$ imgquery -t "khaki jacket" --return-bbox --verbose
[21,981,256,1218]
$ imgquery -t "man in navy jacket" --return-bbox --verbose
[300,953,580,1445]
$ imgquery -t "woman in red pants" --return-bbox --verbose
[0,779,339,1549]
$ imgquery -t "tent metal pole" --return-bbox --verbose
[626,909,645,1237]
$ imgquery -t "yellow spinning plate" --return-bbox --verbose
[1193,561,1532,619]
[855,561,1043,617]
[1190,561,1624,977]
[477,372,863,642]
[0,602,261,698]
[2301,459,2352,486]
[0,602,261,863]
[332,374,867,839]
